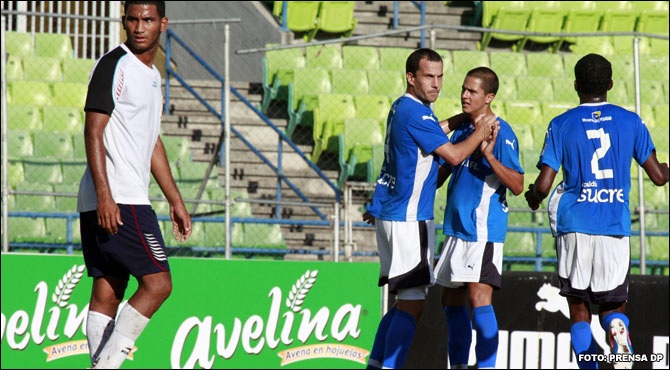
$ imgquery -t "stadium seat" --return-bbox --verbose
[260,46,306,113]
[451,50,490,77]
[517,7,567,52]
[62,58,96,83]
[242,223,286,250]
[7,130,34,159]
[203,222,244,248]
[276,1,320,40]
[308,1,357,41]
[367,69,406,99]
[488,51,527,77]
[60,159,87,186]
[305,44,343,69]
[556,9,603,52]
[551,77,576,103]
[21,158,63,185]
[608,80,630,105]
[342,45,379,70]
[378,47,412,72]
[515,76,554,101]
[432,97,461,121]
[653,104,669,128]
[7,161,25,188]
[526,53,565,78]
[51,82,88,108]
[541,101,573,122]
[311,93,357,164]
[479,6,531,51]
[161,135,192,163]
[33,130,74,159]
[495,75,518,100]
[42,106,83,133]
[8,81,53,107]
[434,49,454,74]
[208,188,253,217]
[34,33,73,59]
[180,185,212,215]
[641,56,669,81]
[72,133,87,159]
[504,101,543,127]
[354,95,391,124]
[504,232,537,257]
[610,56,635,82]
[14,182,57,211]
[5,31,34,57]
[7,105,42,131]
[22,56,63,82]
[9,217,48,244]
[53,182,80,212]
[330,68,369,95]
[5,55,24,81]
[286,67,332,137]
[337,117,385,188]
[177,161,219,188]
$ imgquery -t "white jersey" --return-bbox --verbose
[78,43,163,212]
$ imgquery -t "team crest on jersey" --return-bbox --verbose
[591,111,601,120]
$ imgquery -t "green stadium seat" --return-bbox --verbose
[342,45,379,70]
[649,127,669,152]
[653,105,669,128]
[260,46,306,113]
[53,182,80,212]
[515,76,554,101]
[551,77,577,103]
[177,161,219,188]
[354,95,391,124]
[337,117,385,188]
[311,93,357,163]
[632,1,669,12]
[610,56,635,82]
[639,80,666,106]
[504,232,536,257]
[367,69,406,99]
[180,185,212,215]
[378,47,412,72]
[5,31,33,57]
[526,53,565,78]
[557,9,603,52]
[22,56,63,82]
[305,44,343,69]
[60,159,87,185]
[277,1,320,39]
[452,50,490,77]
[488,51,527,77]
[14,182,56,211]
[33,130,74,159]
[541,101,573,122]
[7,161,25,188]
[286,67,332,136]
[62,58,96,83]
[569,36,616,56]
[7,105,42,131]
[50,82,88,108]
[309,1,357,41]
[608,80,630,105]
[330,68,369,95]
[5,55,24,81]
[242,223,286,249]
[504,101,543,127]
[203,222,244,248]
[432,97,462,121]
[9,81,53,107]
[7,130,34,159]
[43,106,83,133]
[161,135,192,163]
[495,75,518,100]
[73,133,87,159]
[22,158,63,184]
[518,7,567,52]
[480,7,531,51]
[9,217,48,244]
[434,49,454,74]
[640,56,669,81]
[637,104,655,128]
[208,188,253,217]
[34,33,73,59]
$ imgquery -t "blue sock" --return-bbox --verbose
[444,305,472,368]
[601,312,633,354]
[570,321,598,369]
[366,307,397,369]
[382,309,416,369]
[472,305,498,369]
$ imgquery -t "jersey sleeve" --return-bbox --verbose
[496,124,525,174]
[634,120,656,166]
[408,110,450,155]
[84,48,125,115]
[538,120,562,172]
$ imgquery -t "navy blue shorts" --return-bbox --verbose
[80,204,169,281]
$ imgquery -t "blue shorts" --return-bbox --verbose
[80,204,169,281]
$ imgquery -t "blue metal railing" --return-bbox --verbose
[163,29,341,222]
[393,1,426,47]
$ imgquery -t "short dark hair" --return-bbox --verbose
[574,53,612,96]
[124,1,166,18]
[406,48,442,75]
[466,66,499,95]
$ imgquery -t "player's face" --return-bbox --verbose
[408,58,443,104]
[461,76,493,117]
[123,4,167,56]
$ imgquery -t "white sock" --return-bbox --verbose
[86,311,114,364]
[93,304,150,369]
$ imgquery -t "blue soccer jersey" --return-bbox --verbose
[368,94,450,221]
[539,103,655,236]
[441,117,524,242]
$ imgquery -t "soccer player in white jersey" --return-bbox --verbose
[434,66,524,369]
[525,54,669,369]
[77,2,192,368]
[362,48,498,369]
